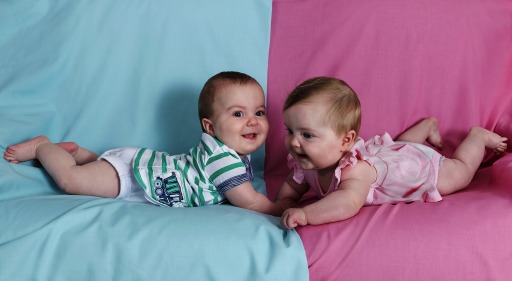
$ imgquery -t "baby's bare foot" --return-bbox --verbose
[493,137,508,154]
[471,127,508,154]
[57,142,79,156]
[32,141,79,167]
[3,136,50,164]
[495,114,511,146]
[426,117,444,150]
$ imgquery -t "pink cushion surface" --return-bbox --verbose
[265,0,512,280]
[491,154,512,186]
[297,169,512,281]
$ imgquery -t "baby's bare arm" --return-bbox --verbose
[224,181,284,216]
[282,162,374,228]
[274,173,309,210]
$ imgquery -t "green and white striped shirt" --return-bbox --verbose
[133,133,253,207]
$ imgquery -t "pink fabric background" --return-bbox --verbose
[265,0,512,280]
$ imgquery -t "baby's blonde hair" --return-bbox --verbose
[283,77,361,136]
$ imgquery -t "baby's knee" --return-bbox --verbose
[54,172,83,195]
[55,176,75,194]
[437,160,474,195]
[468,126,487,136]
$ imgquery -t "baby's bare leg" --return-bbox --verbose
[5,139,98,165]
[4,136,119,197]
[56,142,99,165]
[396,117,443,149]
[437,127,508,195]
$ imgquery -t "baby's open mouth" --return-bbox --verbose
[295,153,307,159]
[242,133,257,140]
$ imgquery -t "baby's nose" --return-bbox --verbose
[289,135,300,147]
[247,116,258,126]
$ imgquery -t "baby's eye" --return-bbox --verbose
[233,111,244,117]
[286,128,292,135]
[256,110,266,117]
[302,132,313,139]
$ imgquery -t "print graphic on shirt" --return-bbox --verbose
[154,171,185,207]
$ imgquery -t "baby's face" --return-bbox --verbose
[283,99,346,171]
[204,83,268,156]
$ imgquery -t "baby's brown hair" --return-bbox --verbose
[198,71,262,132]
[283,77,361,136]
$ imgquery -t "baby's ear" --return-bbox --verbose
[201,118,215,136]
[340,130,356,150]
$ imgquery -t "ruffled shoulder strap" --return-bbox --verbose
[287,154,305,184]
[364,131,395,146]
[334,137,369,181]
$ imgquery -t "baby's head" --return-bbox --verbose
[282,77,361,170]
[198,71,268,156]
[283,77,361,136]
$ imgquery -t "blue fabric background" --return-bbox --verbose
[0,0,270,170]
[0,1,308,280]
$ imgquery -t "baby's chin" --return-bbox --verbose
[236,149,259,156]
[295,159,314,170]
[234,145,260,156]
[295,157,330,171]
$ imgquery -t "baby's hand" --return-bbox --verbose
[281,208,307,229]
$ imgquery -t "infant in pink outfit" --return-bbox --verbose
[275,77,508,229]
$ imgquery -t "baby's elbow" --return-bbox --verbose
[337,200,363,221]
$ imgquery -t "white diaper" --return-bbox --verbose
[99,147,147,203]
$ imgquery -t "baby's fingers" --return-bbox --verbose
[281,213,297,229]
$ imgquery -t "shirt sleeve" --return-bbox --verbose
[202,136,251,194]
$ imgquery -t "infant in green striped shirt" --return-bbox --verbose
[4,71,284,216]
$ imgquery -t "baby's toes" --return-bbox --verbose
[437,141,444,150]
[501,143,508,152]
[3,152,13,160]
[494,143,507,154]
